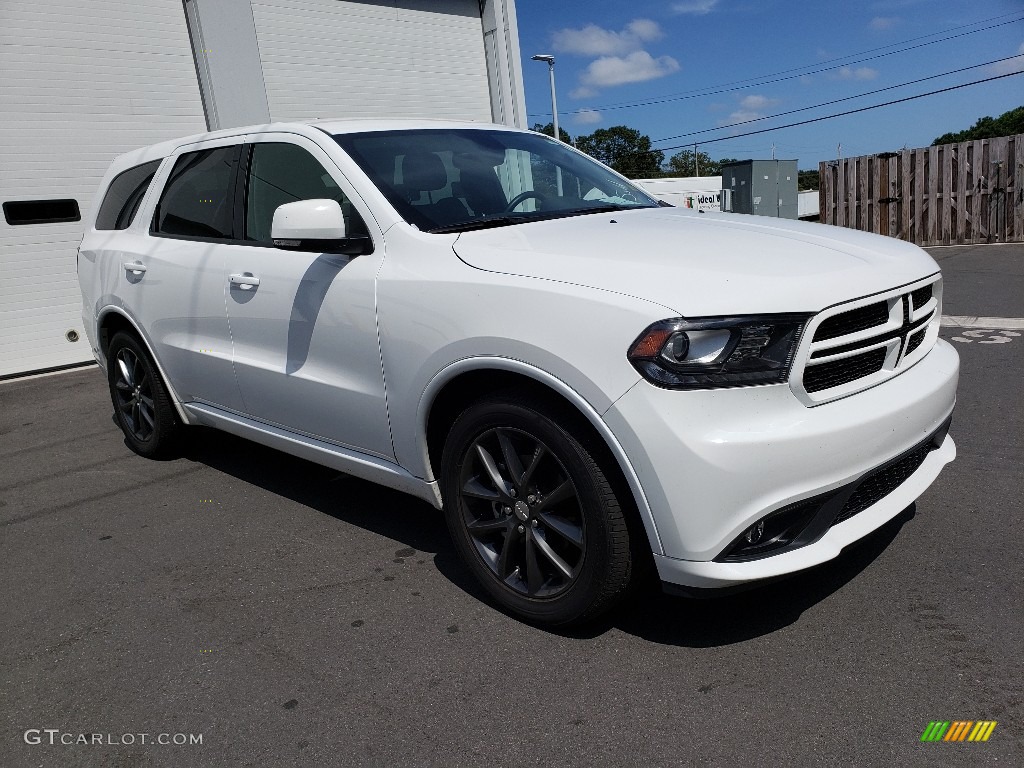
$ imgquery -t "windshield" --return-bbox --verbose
[332,128,660,233]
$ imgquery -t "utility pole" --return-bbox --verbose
[694,142,699,177]
[771,143,776,160]
[837,142,842,160]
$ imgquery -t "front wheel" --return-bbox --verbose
[107,332,183,458]
[441,395,634,626]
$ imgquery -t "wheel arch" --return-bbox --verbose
[420,358,664,556]
[97,307,192,424]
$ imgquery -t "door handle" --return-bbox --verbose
[229,273,260,290]
[122,261,147,276]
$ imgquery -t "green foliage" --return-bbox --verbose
[932,105,1024,145]
[798,169,819,191]
[575,125,664,178]
[531,122,573,144]
[664,151,740,177]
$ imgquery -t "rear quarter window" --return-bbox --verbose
[95,160,162,230]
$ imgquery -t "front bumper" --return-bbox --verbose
[602,338,959,589]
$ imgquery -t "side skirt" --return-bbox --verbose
[183,402,442,508]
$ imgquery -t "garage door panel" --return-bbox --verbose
[253,0,491,123]
[0,0,206,377]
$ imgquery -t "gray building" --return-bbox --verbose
[721,160,798,220]
[0,0,526,378]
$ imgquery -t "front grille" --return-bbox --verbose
[833,441,935,525]
[803,348,886,393]
[813,301,888,341]
[910,285,933,310]
[796,278,940,402]
[905,328,926,356]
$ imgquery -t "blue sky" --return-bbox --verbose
[514,0,1024,170]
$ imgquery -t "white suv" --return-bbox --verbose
[78,120,958,625]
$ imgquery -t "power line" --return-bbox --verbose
[584,11,1024,111]
[655,71,1023,152]
[527,13,1024,118]
[653,53,1024,144]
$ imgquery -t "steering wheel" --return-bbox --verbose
[504,191,548,212]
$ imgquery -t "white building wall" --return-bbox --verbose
[0,0,208,377]
[249,0,493,123]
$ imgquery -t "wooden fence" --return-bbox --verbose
[819,134,1023,245]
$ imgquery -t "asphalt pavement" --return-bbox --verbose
[1,243,1021,767]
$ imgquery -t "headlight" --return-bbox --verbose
[627,314,811,389]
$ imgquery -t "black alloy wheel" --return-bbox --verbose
[107,332,182,458]
[441,395,634,626]
[458,426,585,598]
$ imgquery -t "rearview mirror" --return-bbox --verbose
[271,199,369,255]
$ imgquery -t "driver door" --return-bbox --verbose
[223,134,392,460]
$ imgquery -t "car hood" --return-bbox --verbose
[451,207,939,316]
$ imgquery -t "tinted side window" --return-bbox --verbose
[96,160,161,230]
[244,142,366,243]
[154,146,239,239]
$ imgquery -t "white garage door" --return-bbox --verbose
[0,0,207,377]
[251,0,493,123]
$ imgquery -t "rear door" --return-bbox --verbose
[128,138,245,410]
[223,133,392,459]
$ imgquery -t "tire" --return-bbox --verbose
[107,331,183,459]
[440,394,634,627]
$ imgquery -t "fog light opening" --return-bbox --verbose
[744,520,765,545]
[716,495,829,563]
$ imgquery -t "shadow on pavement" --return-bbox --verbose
[585,504,917,647]
[180,426,917,647]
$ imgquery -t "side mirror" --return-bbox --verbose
[271,199,370,255]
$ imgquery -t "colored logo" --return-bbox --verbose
[920,721,997,742]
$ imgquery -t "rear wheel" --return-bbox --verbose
[441,395,634,626]
[107,332,182,458]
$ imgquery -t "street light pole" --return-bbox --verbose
[531,54,559,142]
[531,54,562,196]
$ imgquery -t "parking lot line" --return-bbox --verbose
[941,316,1024,330]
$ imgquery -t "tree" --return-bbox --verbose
[575,126,664,178]
[666,150,713,177]
[531,122,572,143]
[932,105,1024,145]
[798,169,819,191]
[665,151,740,177]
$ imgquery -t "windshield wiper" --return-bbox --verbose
[427,203,656,234]
[427,215,526,234]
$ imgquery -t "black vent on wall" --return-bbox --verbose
[3,199,81,225]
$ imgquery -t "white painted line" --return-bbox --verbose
[941,315,1024,330]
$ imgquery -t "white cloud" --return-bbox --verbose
[834,66,879,80]
[570,86,598,99]
[581,51,681,88]
[870,17,899,30]
[572,109,603,125]
[988,43,1024,75]
[672,0,720,14]
[552,18,663,57]
[722,94,779,125]
[739,94,778,110]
